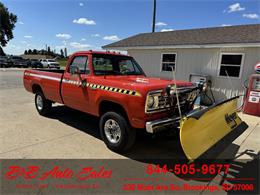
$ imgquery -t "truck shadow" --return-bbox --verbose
[48,105,101,139]
[47,105,186,159]
[47,105,248,161]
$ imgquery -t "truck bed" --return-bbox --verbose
[24,69,64,104]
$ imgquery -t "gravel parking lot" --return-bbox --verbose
[1,68,259,194]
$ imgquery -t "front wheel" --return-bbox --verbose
[99,112,136,152]
[35,92,52,116]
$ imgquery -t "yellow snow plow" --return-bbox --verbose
[180,96,246,161]
[145,84,248,161]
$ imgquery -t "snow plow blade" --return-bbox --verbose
[180,97,246,161]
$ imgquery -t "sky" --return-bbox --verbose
[2,0,260,55]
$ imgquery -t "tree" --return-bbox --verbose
[28,49,32,54]
[32,49,37,54]
[64,48,67,58]
[60,49,64,58]
[0,2,17,47]
[0,46,5,56]
[47,46,51,54]
[24,50,28,55]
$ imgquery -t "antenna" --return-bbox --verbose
[172,66,182,118]
[224,70,240,112]
[225,70,234,98]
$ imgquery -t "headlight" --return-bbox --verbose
[145,91,161,113]
[147,96,154,108]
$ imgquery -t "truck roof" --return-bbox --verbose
[74,50,129,57]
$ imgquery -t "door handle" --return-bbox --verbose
[81,79,87,88]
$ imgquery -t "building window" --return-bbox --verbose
[161,53,177,72]
[218,53,244,78]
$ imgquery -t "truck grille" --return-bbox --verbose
[147,90,197,114]
[158,96,170,108]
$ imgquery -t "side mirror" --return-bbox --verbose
[70,65,80,75]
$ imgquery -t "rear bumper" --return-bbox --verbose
[146,117,179,133]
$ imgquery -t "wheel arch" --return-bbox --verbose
[99,100,130,123]
[32,84,43,94]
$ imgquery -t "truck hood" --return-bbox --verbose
[101,75,194,95]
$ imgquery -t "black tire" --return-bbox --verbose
[35,92,52,116]
[99,112,136,152]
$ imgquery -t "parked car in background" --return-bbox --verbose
[40,59,60,69]
[0,56,11,68]
[9,56,30,68]
[30,59,43,68]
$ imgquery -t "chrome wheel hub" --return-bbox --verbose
[36,95,43,110]
[104,119,121,144]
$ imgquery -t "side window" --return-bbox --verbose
[70,56,89,74]
[161,53,177,72]
[92,57,113,75]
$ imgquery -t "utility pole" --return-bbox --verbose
[152,0,156,33]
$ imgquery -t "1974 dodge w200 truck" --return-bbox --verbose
[24,51,246,160]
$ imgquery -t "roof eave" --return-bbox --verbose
[102,43,260,51]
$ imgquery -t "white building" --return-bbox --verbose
[103,24,260,104]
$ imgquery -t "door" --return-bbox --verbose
[61,55,91,113]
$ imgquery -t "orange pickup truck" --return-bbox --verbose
[24,50,245,160]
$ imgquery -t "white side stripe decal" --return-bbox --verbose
[25,72,141,96]
[25,72,61,82]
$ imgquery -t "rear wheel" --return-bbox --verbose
[99,112,136,152]
[35,92,52,116]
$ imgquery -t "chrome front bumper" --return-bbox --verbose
[145,117,180,133]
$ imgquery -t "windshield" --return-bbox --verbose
[92,54,144,76]
[47,59,55,62]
